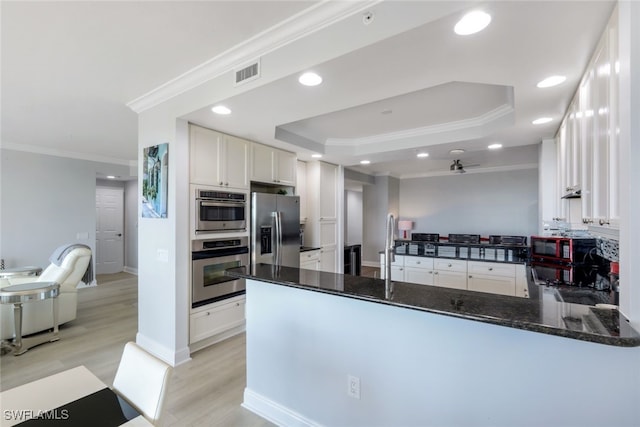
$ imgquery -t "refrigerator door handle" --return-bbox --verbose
[275,211,283,266]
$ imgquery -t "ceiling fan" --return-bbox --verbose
[449,159,479,174]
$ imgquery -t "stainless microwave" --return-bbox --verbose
[195,189,247,233]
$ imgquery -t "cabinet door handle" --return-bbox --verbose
[219,182,224,186]
[488,267,493,271]
[434,271,439,275]
[205,312,210,316]
[448,264,452,267]
[469,275,472,279]
[428,271,433,274]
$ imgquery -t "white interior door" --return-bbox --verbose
[96,187,124,275]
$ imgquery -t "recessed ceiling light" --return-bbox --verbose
[449,148,465,155]
[416,152,429,158]
[454,11,491,35]
[298,72,322,86]
[532,117,553,125]
[488,143,502,150]
[537,75,566,88]
[311,154,323,158]
[360,160,371,165]
[211,105,231,115]
[381,109,392,115]
[106,175,116,179]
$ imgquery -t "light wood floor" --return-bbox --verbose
[0,273,273,427]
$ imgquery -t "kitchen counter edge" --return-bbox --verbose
[228,266,640,347]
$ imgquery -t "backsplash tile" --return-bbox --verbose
[597,237,619,262]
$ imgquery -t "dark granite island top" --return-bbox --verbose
[228,264,640,347]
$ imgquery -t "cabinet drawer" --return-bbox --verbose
[434,259,467,273]
[380,254,404,267]
[190,298,245,344]
[468,261,515,278]
[404,256,434,269]
[300,250,321,262]
[468,275,516,296]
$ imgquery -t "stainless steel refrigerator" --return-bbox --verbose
[251,192,300,271]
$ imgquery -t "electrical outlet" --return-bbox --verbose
[347,375,360,399]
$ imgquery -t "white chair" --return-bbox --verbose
[0,246,92,340]
[113,342,172,426]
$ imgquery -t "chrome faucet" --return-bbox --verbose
[384,213,395,299]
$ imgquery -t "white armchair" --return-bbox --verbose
[0,246,92,340]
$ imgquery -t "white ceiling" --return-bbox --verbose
[1,1,616,179]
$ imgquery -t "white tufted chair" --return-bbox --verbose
[113,342,172,425]
[0,247,92,340]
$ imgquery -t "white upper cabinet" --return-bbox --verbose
[189,125,249,189]
[250,143,296,186]
[223,134,250,189]
[555,10,619,230]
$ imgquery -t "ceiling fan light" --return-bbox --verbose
[450,159,465,173]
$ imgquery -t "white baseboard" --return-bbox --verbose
[135,332,192,367]
[362,260,380,268]
[242,388,322,427]
[123,266,138,275]
[189,324,245,353]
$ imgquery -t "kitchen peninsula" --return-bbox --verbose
[228,265,640,427]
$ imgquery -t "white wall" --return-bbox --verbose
[124,180,138,271]
[0,149,130,270]
[400,168,538,239]
[362,176,399,264]
[244,280,640,427]
[135,112,191,366]
[345,190,362,245]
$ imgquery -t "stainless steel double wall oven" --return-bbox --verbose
[191,237,249,308]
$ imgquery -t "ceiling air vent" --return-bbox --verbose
[235,60,260,86]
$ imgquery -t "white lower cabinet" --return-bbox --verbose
[190,295,245,349]
[433,259,467,290]
[380,254,405,280]
[404,256,434,285]
[300,249,321,271]
[379,255,528,297]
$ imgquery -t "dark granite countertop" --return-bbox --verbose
[228,264,640,347]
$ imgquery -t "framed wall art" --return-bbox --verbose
[142,143,169,218]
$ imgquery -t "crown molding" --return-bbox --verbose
[1,142,135,167]
[127,0,382,114]
[325,104,515,147]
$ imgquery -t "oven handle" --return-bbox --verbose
[192,246,249,260]
[198,200,246,208]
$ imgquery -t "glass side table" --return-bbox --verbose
[0,281,60,356]
[0,266,43,279]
